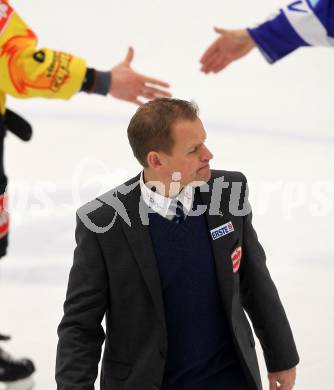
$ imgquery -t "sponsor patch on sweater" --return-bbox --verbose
[210,221,234,240]
[231,246,242,273]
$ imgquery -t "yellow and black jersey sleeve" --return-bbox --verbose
[0,0,87,113]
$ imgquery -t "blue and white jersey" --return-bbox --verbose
[248,0,334,63]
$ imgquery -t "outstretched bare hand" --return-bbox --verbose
[200,28,255,74]
[110,47,171,105]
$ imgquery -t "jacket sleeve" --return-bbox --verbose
[238,176,300,372]
[247,0,334,63]
[56,213,108,390]
[0,0,86,111]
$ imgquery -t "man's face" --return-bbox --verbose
[161,118,213,186]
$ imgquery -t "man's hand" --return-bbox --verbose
[200,28,256,74]
[268,367,296,390]
[110,47,171,105]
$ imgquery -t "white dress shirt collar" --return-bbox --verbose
[140,171,194,220]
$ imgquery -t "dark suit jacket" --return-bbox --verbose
[56,170,299,390]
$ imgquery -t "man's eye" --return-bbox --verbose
[189,147,197,154]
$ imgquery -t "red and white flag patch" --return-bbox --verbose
[0,193,9,238]
[231,246,242,273]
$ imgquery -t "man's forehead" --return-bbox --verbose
[172,118,206,139]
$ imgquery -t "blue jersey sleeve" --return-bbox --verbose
[248,0,334,63]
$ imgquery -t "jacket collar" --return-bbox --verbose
[139,171,194,220]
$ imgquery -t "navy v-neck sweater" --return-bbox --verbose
[148,193,245,390]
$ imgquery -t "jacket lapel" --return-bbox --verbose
[198,184,236,318]
[119,178,167,344]
[117,173,236,339]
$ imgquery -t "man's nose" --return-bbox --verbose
[201,145,213,161]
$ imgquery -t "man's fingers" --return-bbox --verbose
[200,42,219,64]
[140,92,156,100]
[214,26,225,35]
[277,380,294,390]
[142,76,170,88]
[208,55,227,73]
[269,378,278,390]
[200,26,225,65]
[201,52,220,73]
[124,46,134,65]
[212,58,232,73]
[218,59,232,72]
[268,368,296,390]
[141,85,171,98]
[211,62,226,74]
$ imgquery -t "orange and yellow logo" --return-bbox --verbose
[1,28,72,95]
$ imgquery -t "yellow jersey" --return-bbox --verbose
[0,0,87,114]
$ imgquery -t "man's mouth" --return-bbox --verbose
[198,164,210,171]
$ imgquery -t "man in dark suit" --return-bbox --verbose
[56,98,299,390]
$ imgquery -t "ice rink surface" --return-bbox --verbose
[1,0,333,389]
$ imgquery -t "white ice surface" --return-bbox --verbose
[1,0,334,389]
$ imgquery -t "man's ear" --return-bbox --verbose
[147,151,162,169]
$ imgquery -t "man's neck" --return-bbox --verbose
[143,170,184,198]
